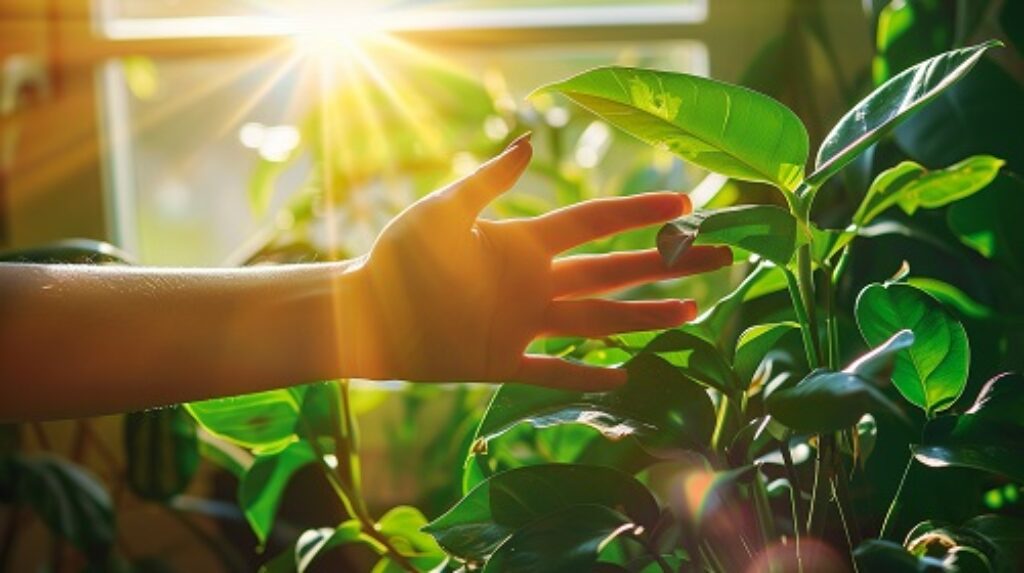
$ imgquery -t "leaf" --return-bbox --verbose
[766,331,913,433]
[238,441,317,544]
[914,373,1024,481]
[906,278,994,321]
[0,454,114,561]
[124,406,200,502]
[853,539,950,572]
[853,155,1004,226]
[535,66,808,191]
[948,173,1024,274]
[635,328,739,393]
[481,504,637,573]
[733,322,800,385]
[658,205,797,266]
[856,282,970,416]
[424,463,658,561]
[377,505,445,567]
[259,521,365,573]
[469,353,715,456]
[963,515,1024,573]
[187,388,305,453]
[806,40,1000,189]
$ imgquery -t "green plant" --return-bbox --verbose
[417,40,1024,572]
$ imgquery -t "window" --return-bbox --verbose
[91,1,710,265]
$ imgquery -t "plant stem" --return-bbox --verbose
[796,244,824,367]
[784,268,819,370]
[880,455,915,540]
[822,266,840,370]
[751,473,776,554]
[779,438,804,573]
[806,435,833,539]
[831,447,861,572]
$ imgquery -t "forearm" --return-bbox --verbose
[0,260,374,421]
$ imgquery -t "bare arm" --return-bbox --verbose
[0,135,731,421]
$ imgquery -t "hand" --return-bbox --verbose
[357,133,731,391]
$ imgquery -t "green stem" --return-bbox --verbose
[806,435,833,539]
[780,441,804,573]
[880,456,915,540]
[710,394,742,453]
[784,268,819,370]
[823,266,840,370]
[797,244,824,367]
[751,473,776,556]
[831,447,861,572]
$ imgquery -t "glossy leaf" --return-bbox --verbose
[469,353,715,455]
[260,520,364,573]
[238,441,317,544]
[0,454,114,561]
[536,66,808,191]
[807,40,1000,189]
[124,406,200,502]
[766,331,913,433]
[853,155,1003,226]
[635,328,738,393]
[733,322,800,385]
[907,278,994,321]
[482,504,636,573]
[658,205,797,266]
[914,373,1024,481]
[187,388,305,453]
[963,515,1024,573]
[856,282,969,416]
[853,540,949,572]
[425,463,658,561]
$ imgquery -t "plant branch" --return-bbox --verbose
[880,455,915,540]
[784,268,820,370]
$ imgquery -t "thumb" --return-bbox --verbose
[454,132,533,219]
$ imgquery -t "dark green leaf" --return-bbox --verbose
[807,40,1000,189]
[766,331,912,433]
[906,278,994,321]
[238,441,317,544]
[0,454,114,561]
[424,463,658,561]
[963,515,1024,573]
[469,353,715,456]
[658,205,797,266]
[856,282,970,416]
[535,67,808,191]
[948,173,1024,274]
[733,322,800,385]
[853,539,950,572]
[915,373,1024,481]
[853,156,1003,226]
[636,329,738,393]
[482,504,636,573]
[124,406,199,502]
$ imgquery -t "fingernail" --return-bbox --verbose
[506,131,532,151]
[679,193,692,213]
[716,246,734,266]
[679,299,698,322]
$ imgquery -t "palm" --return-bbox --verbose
[363,135,729,390]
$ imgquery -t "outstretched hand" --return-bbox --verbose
[358,134,732,391]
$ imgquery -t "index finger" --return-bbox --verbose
[528,192,691,254]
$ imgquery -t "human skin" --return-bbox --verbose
[0,134,731,421]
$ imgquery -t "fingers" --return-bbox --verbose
[551,246,732,298]
[449,133,533,219]
[542,298,697,338]
[528,192,691,254]
[515,355,627,391]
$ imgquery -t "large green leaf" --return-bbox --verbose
[482,504,637,573]
[238,441,317,544]
[853,539,950,572]
[425,463,658,561]
[914,373,1024,481]
[853,155,1004,226]
[535,66,808,191]
[658,205,797,267]
[186,388,305,453]
[766,331,913,433]
[631,328,739,393]
[124,406,199,502]
[0,454,114,561]
[469,353,715,456]
[376,505,446,569]
[806,40,1000,189]
[856,282,970,416]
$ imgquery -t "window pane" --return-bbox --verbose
[99,40,708,266]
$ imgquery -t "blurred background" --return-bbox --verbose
[2,1,1020,571]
